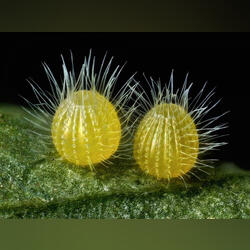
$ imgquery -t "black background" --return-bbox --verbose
[0,33,249,169]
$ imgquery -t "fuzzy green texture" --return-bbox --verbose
[0,104,249,219]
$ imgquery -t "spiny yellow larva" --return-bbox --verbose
[133,72,228,182]
[23,51,137,169]
[51,90,121,166]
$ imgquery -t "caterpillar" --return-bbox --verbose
[23,51,137,169]
[133,72,228,182]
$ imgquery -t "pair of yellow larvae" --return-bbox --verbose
[51,89,198,180]
[28,53,223,181]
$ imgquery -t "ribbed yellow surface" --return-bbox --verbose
[134,103,199,179]
[51,90,121,166]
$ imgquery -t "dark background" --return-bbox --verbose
[0,32,249,169]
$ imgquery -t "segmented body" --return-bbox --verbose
[51,90,121,166]
[133,103,199,179]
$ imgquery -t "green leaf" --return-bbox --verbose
[0,104,249,218]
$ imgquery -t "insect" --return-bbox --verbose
[23,51,137,169]
[133,72,227,182]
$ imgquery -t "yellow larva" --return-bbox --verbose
[133,72,227,181]
[134,103,199,179]
[24,52,137,169]
[51,90,121,166]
